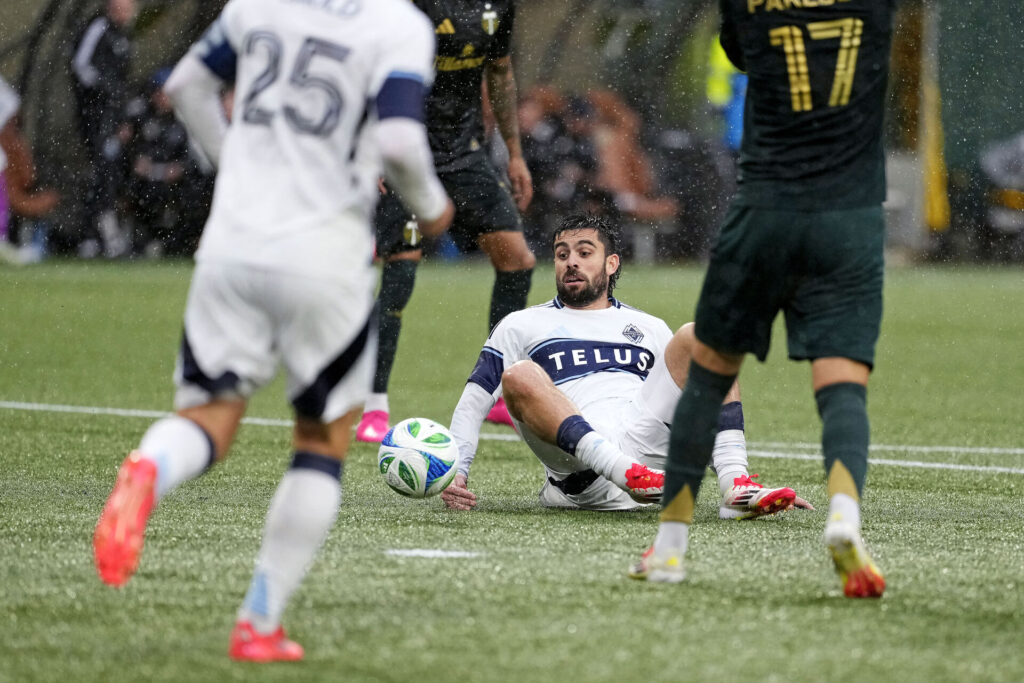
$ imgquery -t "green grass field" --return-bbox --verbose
[1,260,1023,682]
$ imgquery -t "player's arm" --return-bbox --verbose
[373,16,453,235]
[163,16,236,168]
[484,2,532,211]
[484,55,532,211]
[718,0,745,71]
[444,319,519,510]
[0,115,60,218]
[374,80,454,237]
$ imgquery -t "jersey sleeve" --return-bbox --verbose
[369,9,436,99]
[466,315,524,398]
[189,0,243,82]
[487,2,515,60]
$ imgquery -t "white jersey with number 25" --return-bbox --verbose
[192,0,436,278]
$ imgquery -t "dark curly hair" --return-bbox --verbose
[551,213,623,296]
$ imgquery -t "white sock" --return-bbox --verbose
[138,416,214,501]
[364,392,389,414]
[827,492,861,530]
[238,455,341,634]
[653,521,689,555]
[575,431,637,490]
[712,429,749,495]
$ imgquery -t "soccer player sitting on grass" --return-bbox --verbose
[442,214,810,515]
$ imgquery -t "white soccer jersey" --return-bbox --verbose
[468,297,674,423]
[189,0,436,278]
[451,296,677,510]
[0,75,20,171]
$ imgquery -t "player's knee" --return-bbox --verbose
[675,322,696,348]
[501,360,541,401]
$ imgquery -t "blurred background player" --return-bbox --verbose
[443,214,806,516]
[0,74,60,264]
[92,0,453,662]
[357,0,535,442]
[70,0,136,258]
[632,0,895,596]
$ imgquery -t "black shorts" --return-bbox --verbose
[693,204,885,368]
[375,155,522,257]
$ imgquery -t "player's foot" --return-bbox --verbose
[627,545,685,583]
[485,397,515,427]
[719,473,796,520]
[623,463,664,503]
[93,451,158,587]
[824,521,886,598]
[356,410,389,443]
[228,621,304,662]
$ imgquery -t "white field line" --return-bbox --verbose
[747,450,1024,476]
[2,400,1022,474]
[384,549,483,559]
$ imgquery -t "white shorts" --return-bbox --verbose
[174,262,377,423]
[517,352,682,511]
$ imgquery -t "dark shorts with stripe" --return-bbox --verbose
[694,204,885,368]
[376,154,522,257]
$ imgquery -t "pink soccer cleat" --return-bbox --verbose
[93,452,158,587]
[356,410,390,443]
[485,397,515,427]
[228,621,304,662]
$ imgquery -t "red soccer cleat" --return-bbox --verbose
[356,410,390,443]
[825,521,886,598]
[229,621,304,662]
[485,397,515,427]
[93,451,158,587]
[624,463,665,503]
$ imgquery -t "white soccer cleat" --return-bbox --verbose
[627,546,685,583]
[824,519,886,598]
[719,473,796,520]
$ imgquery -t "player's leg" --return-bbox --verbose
[231,409,359,662]
[359,251,421,442]
[502,360,662,501]
[93,400,243,587]
[231,268,375,661]
[789,205,885,597]
[358,192,422,442]
[632,205,790,581]
[94,264,273,587]
[812,359,884,598]
[478,229,536,330]
[661,322,797,518]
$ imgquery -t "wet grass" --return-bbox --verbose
[1,259,1022,682]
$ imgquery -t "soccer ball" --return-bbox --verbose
[377,417,458,498]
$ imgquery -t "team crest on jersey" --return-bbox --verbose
[622,324,644,344]
[482,4,499,35]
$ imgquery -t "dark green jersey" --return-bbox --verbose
[414,0,515,172]
[719,0,895,209]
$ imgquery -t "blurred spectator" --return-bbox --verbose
[587,90,678,222]
[124,68,203,257]
[70,0,136,258]
[0,74,60,264]
[517,87,613,250]
[979,132,1024,260]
